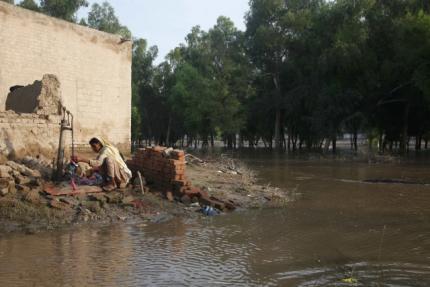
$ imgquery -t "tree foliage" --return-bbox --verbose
[39,0,88,22]
[13,0,87,22]
[132,0,430,154]
[8,0,430,153]
[18,0,40,11]
[13,0,130,37]
[85,1,131,38]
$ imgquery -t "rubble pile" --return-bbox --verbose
[0,161,42,197]
[127,146,236,211]
[0,74,63,160]
[0,159,158,227]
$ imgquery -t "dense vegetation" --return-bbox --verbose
[131,0,430,153]
[4,0,430,153]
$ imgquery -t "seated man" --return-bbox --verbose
[73,137,132,191]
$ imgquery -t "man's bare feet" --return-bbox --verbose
[102,183,117,192]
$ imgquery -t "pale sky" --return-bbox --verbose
[78,0,250,63]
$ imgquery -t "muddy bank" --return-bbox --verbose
[186,155,291,208]
[0,155,291,235]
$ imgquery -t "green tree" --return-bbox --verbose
[131,39,160,143]
[172,63,218,147]
[131,0,430,154]
[207,17,247,147]
[40,0,88,22]
[18,0,40,11]
[246,0,289,149]
[86,1,131,38]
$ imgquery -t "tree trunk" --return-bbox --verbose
[239,133,244,148]
[416,135,422,151]
[400,103,410,154]
[332,137,337,154]
[233,134,237,149]
[165,114,172,147]
[273,73,283,150]
[350,130,358,151]
[281,127,287,150]
[274,108,281,149]
[324,138,330,152]
[292,134,297,151]
[201,134,209,148]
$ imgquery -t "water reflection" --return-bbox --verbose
[0,158,430,286]
[0,225,134,286]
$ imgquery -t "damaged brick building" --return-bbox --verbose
[0,2,132,161]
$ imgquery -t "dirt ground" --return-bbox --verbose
[186,155,291,209]
[0,155,292,235]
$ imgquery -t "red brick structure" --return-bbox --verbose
[127,147,197,197]
[127,146,235,211]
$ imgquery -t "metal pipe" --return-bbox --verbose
[54,107,74,181]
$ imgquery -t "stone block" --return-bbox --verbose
[15,175,31,185]
[180,194,191,205]
[104,192,123,204]
[0,178,14,196]
[121,195,136,206]
[23,190,41,204]
[59,197,80,207]
[16,184,31,192]
[49,199,70,210]
[0,165,12,178]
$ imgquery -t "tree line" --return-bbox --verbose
[5,0,430,153]
[133,0,430,154]
[1,0,131,37]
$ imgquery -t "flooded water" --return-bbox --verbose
[1,154,430,286]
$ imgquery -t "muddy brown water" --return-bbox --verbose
[1,153,430,286]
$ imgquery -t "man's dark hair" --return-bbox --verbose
[89,138,101,145]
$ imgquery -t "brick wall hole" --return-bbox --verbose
[5,81,42,113]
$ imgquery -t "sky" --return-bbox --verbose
[78,0,250,63]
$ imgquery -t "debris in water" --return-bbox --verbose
[341,277,358,284]
[200,205,219,216]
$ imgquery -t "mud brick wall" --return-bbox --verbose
[0,2,132,152]
[127,147,190,193]
[0,111,61,161]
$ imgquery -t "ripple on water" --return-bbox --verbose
[1,215,430,287]
[1,155,430,287]
[277,262,430,287]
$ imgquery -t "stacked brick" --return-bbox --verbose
[127,146,236,211]
[127,147,190,194]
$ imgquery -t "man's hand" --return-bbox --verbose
[71,155,90,164]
